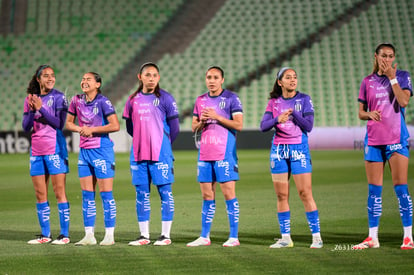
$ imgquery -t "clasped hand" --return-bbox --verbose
[278,109,293,124]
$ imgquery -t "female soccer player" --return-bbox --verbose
[66,72,120,246]
[123,62,179,246]
[260,67,322,249]
[22,64,70,245]
[187,66,243,247]
[353,43,413,250]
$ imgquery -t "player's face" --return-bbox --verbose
[375,47,395,69]
[139,66,160,93]
[278,69,297,93]
[81,73,100,93]
[206,68,224,94]
[37,67,55,92]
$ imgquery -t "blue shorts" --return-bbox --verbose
[130,157,174,186]
[78,147,115,179]
[270,143,312,175]
[197,156,239,183]
[364,142,409,162]
[30,152,69,176]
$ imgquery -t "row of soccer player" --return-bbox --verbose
[23,42,413,249]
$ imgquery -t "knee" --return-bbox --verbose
[276,191,289,202]
[202,190,215,200]
[297,189,313,202]
[35,189,47,202]
[202,194,215,200]
[54,191,67,202]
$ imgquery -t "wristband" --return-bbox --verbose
[390,78,398,85]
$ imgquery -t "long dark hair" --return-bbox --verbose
[26,64,52,94]
[372,42,396,74]
[86,72,103,93]
[130,62,161,98]
[269,67,295,99]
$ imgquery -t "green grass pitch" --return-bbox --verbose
[1,149,414,274]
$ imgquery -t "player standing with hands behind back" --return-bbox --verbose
[187,66,243,247]
[123,63,179,246]
[353,43,413,250]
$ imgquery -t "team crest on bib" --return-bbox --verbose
[93,105,99,115]
[47,97,54,107]
[219,99,226,109]
[153,98,160,107]
[294,100,302,112]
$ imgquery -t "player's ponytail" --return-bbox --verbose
[269,67,293,99]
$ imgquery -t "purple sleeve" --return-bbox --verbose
[260,112,278,132]
[168,117,180,143]
[101,96,116,117]
[230,93,243,114]
[165,93,179,121]
[125,118,133,137]
[122,97,131,120]
[39,107,66,129]
[22,111,35,132]
[122,98,133,136]
[398,70,413,95]
[291,111,314,132]
[291,95,314,133]
[358,78,367,104]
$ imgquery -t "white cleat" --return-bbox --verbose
[186,237,211,247]
[352,237,379,250]
[100,235,115,246]
[75,233,97,246]
[27,235,52,245]
[222,238,240,247]
[310,237,323,249]
[51,234,70,245]
[154,235,172,246]
[128,236,151,246]
[269,237,294,248]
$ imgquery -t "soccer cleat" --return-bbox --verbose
[27,235,52,245]
[51,234,70,245]
[352,237,379,249]
[154,235,172,246]
[401,237,414,250]
[186,237,211,247]
[99,235,115,246]
[222,238,240,247]
[310,237,323,249]
[128,236,151,246]
[269,238,294,248]
[75,233,97,246]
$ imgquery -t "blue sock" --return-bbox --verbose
[278,211,291,235]
[367,184,382,228]
[58,202,70,237]
[226,198,240,239]
[158,184,174,221]
[135,185,151,222]
[100,191,116,228]
[394,184,413,227]
[306,210,321,234]
[36,201,51,237]
[82,190,96,227]
[201,200,215,238]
